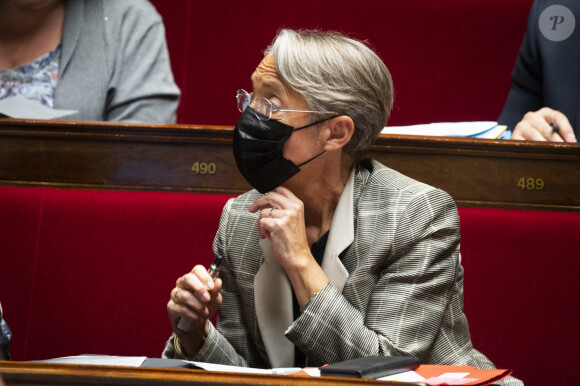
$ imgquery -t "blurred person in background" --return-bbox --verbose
[0,302,11,361]
[499,0,578,142]
[0,0,180,123]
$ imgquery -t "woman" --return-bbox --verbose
[164,29,521,385]
[0,0,179,123]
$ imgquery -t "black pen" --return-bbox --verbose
[549,120,563,139]
[176,256,223,332]
[207,255,222,280]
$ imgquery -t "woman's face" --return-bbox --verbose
[250,55,325,170]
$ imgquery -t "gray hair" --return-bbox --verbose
[265,29,394,162]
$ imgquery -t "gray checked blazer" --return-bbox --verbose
[163,160,522,385]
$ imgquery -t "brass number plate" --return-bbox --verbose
[517,177,544,191]
[191,162,217,175]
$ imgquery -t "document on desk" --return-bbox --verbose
[0,95,77,119]
[381,121,508,139]
[36,355,147,367]
[186,360,301,375]
[37,355,300,375]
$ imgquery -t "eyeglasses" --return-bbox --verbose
[236,89,334,121]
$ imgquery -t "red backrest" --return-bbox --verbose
[0,187,233,360]
[150,0,534,126]
[2,186,579,386]
[458,207,580,385]
[0,187,45,361]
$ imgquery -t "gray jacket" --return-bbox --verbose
[55,0,180,123]
[163,160,521,385]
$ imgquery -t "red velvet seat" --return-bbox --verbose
[0,187,46,361]
[459,207,580,385]
[0,187,232,360]
[1,186,579,385]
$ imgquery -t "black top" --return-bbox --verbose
[292,231,329,367]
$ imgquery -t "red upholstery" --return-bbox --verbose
[0,187,233,360]
[459,208,580,386]
[150,0,534,126]
[1,186,579,385]
[0,188,45,362]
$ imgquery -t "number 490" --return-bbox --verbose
[191,162,216,175]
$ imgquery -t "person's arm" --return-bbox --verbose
[163,199,262,367]
[105,2,180,123]
[286,188,461,365]
[498,1,577,142]
[499,1,543,131]
[248,187,329,309]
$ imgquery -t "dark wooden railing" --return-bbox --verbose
[1,118,578,211]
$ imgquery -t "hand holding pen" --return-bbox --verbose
[511,107,576,142]
[176,256,222,332]
[544,116,576,142]
[167,256,223,355]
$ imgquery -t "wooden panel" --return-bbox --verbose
[0,361,406,386]
[0,119,245,194]
[0,118,578,211]
[369,136,580,211]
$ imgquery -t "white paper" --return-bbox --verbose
[439,372,470,378]
[302,368,321,376]
[0,95,77,119]
[36,355,147,367]
[378,370,427,382]
[187,361,274,374]
[381,121,502,138]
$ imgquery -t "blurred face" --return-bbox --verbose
[3,0,63,11]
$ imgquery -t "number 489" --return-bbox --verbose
[518,177,544,191]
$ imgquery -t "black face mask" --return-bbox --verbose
[233,107,331,193]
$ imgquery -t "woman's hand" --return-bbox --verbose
[167,265,222,357]
[249,187,329,306]
[248,187,312,269]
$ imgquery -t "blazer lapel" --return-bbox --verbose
[253,169,356,366]
[321,170,355,292]
[254,238,294,367]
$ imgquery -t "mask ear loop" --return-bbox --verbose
[293,114,339,167]
[293,115,339,132]
[297,150,326,167]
